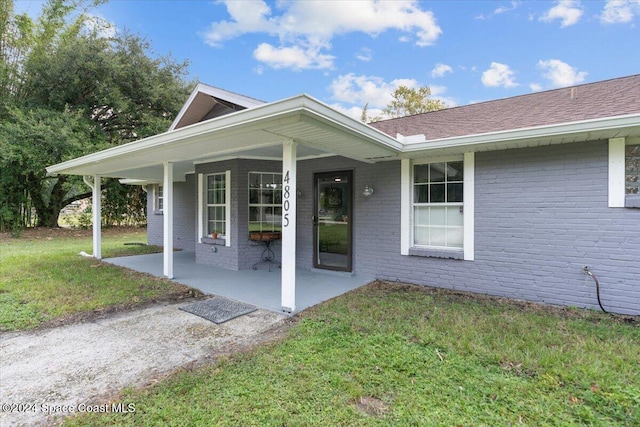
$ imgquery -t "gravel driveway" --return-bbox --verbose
[0,301,286,426]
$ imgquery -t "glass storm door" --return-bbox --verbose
[313,171,353,271]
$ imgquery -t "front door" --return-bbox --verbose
[313,170,352,272]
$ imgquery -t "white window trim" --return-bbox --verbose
[198,171,231,247]
[400,153,475,260]
[609,137,626,207]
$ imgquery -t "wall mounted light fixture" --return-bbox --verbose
[362,185,374,197]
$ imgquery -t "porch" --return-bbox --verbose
[105,251,374,314]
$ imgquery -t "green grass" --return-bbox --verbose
[0,228,196,331]
[65,282,639,426]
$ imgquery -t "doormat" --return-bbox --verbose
[179,296,257,324]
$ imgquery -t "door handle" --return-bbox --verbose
[312,216,318,225]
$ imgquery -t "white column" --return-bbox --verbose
[163,162,174,278]
[281,141,297,312]
[92,175,101,260]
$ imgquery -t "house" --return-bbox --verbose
[47,75,640,315]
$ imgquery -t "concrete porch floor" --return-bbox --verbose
[105,251,374,314]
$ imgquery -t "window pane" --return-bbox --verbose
[430,163,446,182]
[249,206,259,222]
[626,145,640,194]
[414,164,429,183]
[430,184,445,202]
[208,207,216,221]
[429,206,446,226]
[414,226,429,245]
[249,189,260,204]
[249,173,260,189]
[215,206,224,219]
[447,206,464,226]
[447,183,463,202]
[414,184,429,203]
[448,161,463,181]
[414,206,429,225]
[430,226,447,246]
[448,227,464,248]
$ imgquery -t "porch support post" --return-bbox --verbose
[281,140,297,312]
[163,161,174,279]
[91,175,101,259]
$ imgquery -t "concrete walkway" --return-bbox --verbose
[0,302,286,427]
[105,251,374,313]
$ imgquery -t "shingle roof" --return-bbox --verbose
[369,74,640,141]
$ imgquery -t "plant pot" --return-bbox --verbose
[211,232,218,239]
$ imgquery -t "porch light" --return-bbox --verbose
[362,185,374,197]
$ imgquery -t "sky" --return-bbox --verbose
[15,0,640,120]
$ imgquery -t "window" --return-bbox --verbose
[156,185,163,212]
[626,145,639,195]
[413,160,464,249]
[206,173,227,236]
[248,172,282,232]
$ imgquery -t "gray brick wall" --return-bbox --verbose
[348,140,639,315]
[149,140,640,315]
[146,175,196,251]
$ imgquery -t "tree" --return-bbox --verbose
[382,85,446,118]
[0,0,190,229]
[361,85,446,123]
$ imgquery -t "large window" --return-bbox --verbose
[206,173,227,236]
[248,172,282,232]
[626,144,639,195]
[413,161,464,249]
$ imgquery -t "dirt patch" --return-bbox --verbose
[353,395,390,417]
[0,301,290,427]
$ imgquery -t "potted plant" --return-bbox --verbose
[211,232,218,239]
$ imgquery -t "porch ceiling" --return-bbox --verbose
[47,95,402,182]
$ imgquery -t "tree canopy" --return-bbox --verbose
[0,0,190,230]
[362,85,446,123]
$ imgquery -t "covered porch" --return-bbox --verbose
[105,250,374,314]
[47,93,401,313]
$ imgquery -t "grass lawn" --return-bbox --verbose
[0,227,198,331]
[66,281,639,426]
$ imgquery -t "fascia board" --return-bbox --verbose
[401,113,640,153]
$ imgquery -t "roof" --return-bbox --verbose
[370,74,640,141]
[47,75,640,181]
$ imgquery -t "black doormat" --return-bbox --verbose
[179,296,257,324]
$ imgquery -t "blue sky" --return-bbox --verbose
[16,0,640,119]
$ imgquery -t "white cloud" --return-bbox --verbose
[253,42,335,70]
[83,14,117,39]
[356,48,373,62]
[537,59,587,87]
[494,1,521,14]
[329,73,419,107]
[530,82,543,91]
[481,62,517,88]
[431,63,453,78]
[203,0,442,70]
[540,0,584,27]
[600,0,640,24]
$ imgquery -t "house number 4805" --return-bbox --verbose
[283,170,290,227]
